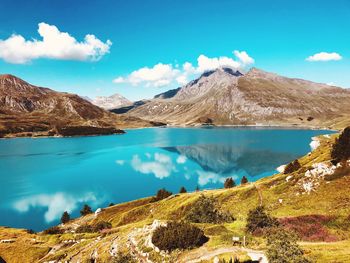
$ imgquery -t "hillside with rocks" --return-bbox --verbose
[125,68,350,129]
[1,128,350,262]
[0,74,155,137]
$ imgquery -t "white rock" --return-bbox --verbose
[277,165,286,173]
[95,208,102,215]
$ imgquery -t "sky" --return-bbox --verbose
[0,0,349,101]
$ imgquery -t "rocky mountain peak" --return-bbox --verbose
[91,93,132,110]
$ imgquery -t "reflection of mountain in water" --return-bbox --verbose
[164,144,297,176]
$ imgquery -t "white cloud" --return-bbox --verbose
[197,170,227,186]
[113,50,254,87]
[0,22,112,64]
[176,155,187,164]
[13,192,99,222]
[116,160,125,165]
[131,152,175,179]
[306,52,342,62]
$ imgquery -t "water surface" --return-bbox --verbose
[0,127,333,230]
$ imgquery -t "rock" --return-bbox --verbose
[95,208,102,215]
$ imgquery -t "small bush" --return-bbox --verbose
[152,221,208,251]
[43,226,63,235]
[224,177,235,188]
[151,188,172,202]
[179,186,187,193]
[266,227,310,263]
[61,211,70,224]
[76,224,95,233]
[246,206,279,235]
[26,229,35,234]
[240,176,248,184]
[112,252,136,263]
[80,204,93,216]
[186,195,234,223]
[109,202,115,207]
[284,159,301,174]
[331,127,350,161]
[94,221,112,231]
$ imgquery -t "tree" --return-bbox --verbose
[151,188,172,202]
[266,228,310,263]
[80,204,93,216]
[224,177,235,188]
[152,221,208,251]
[196,185,200,192]
[246,206,279,234]
[179,186,187,193]
[186,195,234,223]
[284,159,301,174]
[109,202,115,207]
[241,176,248,184]
[60,211,70,224]
[331,127,350,162]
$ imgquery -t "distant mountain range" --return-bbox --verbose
[0,74,156,137]
[123,67,350,129]
[91,93,132,110]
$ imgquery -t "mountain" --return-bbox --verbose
[0,74,155,137]
[91,93,132,110]
[154,87,181,99]
[126,68,350,128]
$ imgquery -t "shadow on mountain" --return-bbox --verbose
[110,100,147,114]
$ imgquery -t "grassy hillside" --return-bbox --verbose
[1,132,350,262]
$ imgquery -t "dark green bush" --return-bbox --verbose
[246,206,279,235]
[266,227,310,263]
[224,177,235,188]
[80,204,93,216]
[43,226,63,235]
[112,252,136,263]
[332,127,350,162]
[151,188,172,202]
[186,195,234,223]
[94,221,112,231]
[284,159,301,174]
[152,221,208,251]
[75,224,95,233]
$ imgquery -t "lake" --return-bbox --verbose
[0,127,333,231]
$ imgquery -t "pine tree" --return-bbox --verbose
[241,176,248,184]
[179,186,187,193]
[80,204,93,216]
[196,185,200,192]
[224,177,235,188]
[61,211,70,224]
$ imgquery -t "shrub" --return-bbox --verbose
[284,159,301,174]
[94,221,112,231]
[279,215,337,242]
[196,185,200,191]
[151,188,172,202]
[179,186,187,193]
[43,226,63,235]
[75,224,95,233]
[112,252,136,263]
[332,127,350,161]
[186,195,234,223]
[152,221,208,251]
[26,229,35,234]
[240,176,248,184]
[80,204,93,216]
[61,211,70,224]
[246,206,279,235]
[266,228,310,263]
[224,177,235,188]
[109,202,115,207]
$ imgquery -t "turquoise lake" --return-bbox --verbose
[0,127,334,231]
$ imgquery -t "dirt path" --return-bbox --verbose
[183,246,267,263]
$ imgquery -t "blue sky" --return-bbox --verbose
[0,0,349,101]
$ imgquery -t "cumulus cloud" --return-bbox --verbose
[306,52,342,62]
[0,22,112,64]
[176,155,187,164]
[197,170,227,186]
[13,192,99,222]
[113,50,254,87]
[131,152,175,179]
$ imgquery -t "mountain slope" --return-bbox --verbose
[126,68,350,128]
[0,74,154,137]
[91,93,132,110]
[1,131,350,262]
